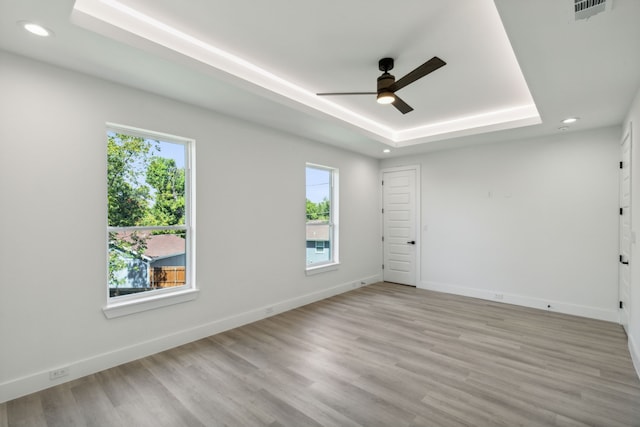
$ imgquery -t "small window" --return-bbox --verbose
[306,164,338,270]
[106,125,195,314]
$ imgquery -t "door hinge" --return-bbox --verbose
[382,236,384,242]
[620,161,624,169]
[381,208,384,214]
[382,180,384,186]
[620,207,624,215]
[620,301,624,309]
[620,255,629,265]
[382,264,384,270]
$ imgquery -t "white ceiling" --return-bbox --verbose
[1,0,639,158]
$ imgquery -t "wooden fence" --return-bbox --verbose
[150,266,186,288]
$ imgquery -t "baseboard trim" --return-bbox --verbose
[629,334,640,381]
[0,273,381,404]
[420,280,619,323]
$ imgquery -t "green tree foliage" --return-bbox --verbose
[306,199,319,220]
[107,133,155,227]
[316,198,330,220]
[306,197,330,221]
[145,157,185,226]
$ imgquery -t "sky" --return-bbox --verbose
[156,140,185,168]
[306,167,330,203]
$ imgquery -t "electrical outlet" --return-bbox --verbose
[49,367,69,380]
[494,293,504,300]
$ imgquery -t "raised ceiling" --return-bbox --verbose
[1,0,639,157]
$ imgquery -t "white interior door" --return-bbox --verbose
[619,128,632,333]
[383,168,418,286]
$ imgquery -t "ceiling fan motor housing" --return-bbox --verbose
[377,73,395,93]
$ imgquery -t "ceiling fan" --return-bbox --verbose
[317,56,446,114]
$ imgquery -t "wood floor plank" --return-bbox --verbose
[40,386,87,427]
[5,394,47,427]
[68,377,125,427]
[3,282,640,426]
[0,402,7,427]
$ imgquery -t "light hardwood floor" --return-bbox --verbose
[2,282,640,426]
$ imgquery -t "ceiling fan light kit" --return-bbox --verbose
[317,56,446,114]
[377,91,395,104]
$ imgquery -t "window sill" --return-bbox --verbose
[305,263,339,276]
[103,288,199,319]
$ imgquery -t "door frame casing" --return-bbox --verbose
[380,165,421,286]
[620,124,633,331]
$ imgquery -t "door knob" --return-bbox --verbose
[407,240,416,245]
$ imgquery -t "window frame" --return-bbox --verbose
[103,123,197,318]
[305,163,339,275]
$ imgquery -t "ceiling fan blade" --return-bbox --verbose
[317,92,377,96]
[392,95,413,114]
[388,56,446,93]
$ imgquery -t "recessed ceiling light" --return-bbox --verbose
[383,149,391,153]
[561,117,579,124]
[20,21,53,37]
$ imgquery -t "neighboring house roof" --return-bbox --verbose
[145,234,185,258]
[114,231,185,259]
[306,221,330,241]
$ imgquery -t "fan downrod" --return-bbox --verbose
[378,57,394,73]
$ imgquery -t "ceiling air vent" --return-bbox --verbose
[574,0,610,20]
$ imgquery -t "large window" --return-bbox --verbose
[106,125,194,311]
[306,164,338,270]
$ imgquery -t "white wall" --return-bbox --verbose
[381,128,620,321]
[0,51,382,402]
[625,85,640,378]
